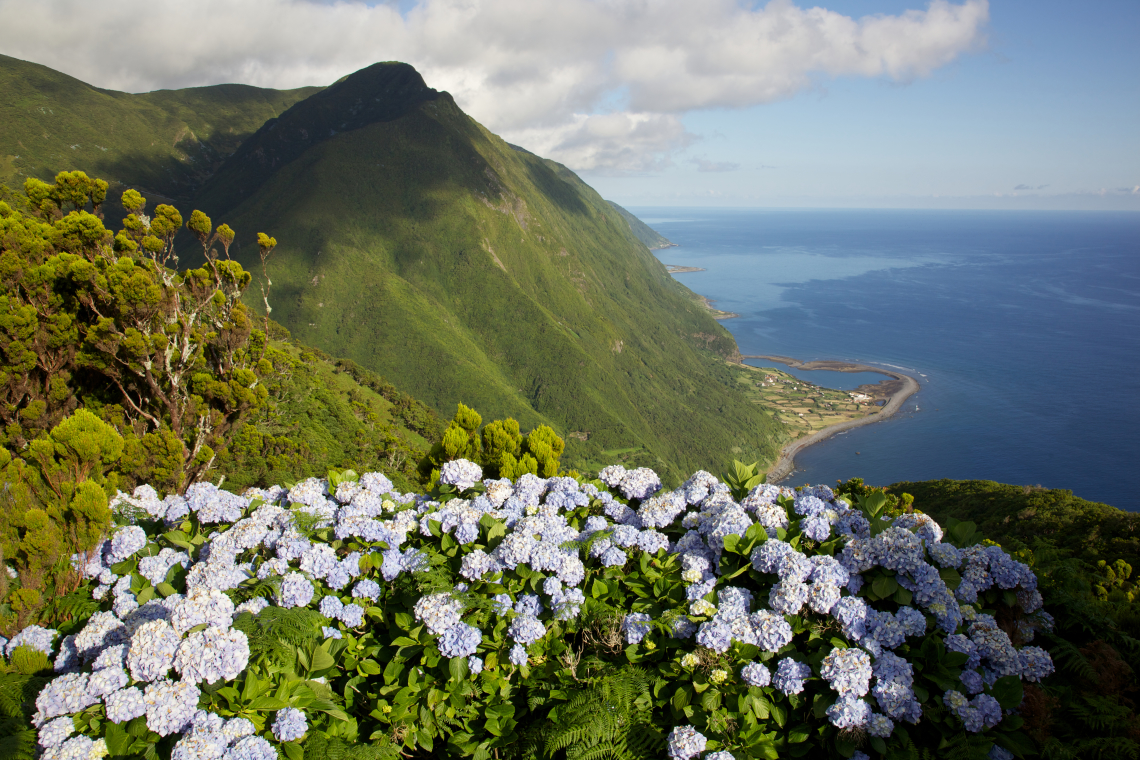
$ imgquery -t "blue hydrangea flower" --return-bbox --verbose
[826,696,871,729]
[666,725,706,760]
[741,662,771,687]
[143,680,201,736]
[623,613,652,645]
[104,687,146,723]
[440,459,483,491]
[272,707,308,742]
[773,658,811,695]
[696,620,732,653]
[509,643,528,666]
[352,579,382,601]
[749,610,793,653]
[276,572,314,609]
[821,647,872,698]
[508,615,546,646]
[438,623,482,658]
[6,625,58,658]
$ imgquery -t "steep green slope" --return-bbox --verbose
[214,323,442,494]
[0,53,321,201]
[204,63,781,481]
[608,200,675,249]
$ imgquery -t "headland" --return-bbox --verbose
[736,355,920,482]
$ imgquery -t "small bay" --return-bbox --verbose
[635,207,1140,511]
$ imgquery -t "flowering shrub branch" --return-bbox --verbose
[1,459,1051,759]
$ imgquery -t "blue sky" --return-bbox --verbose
[591,0,1140,208]
[1,0,1136,209]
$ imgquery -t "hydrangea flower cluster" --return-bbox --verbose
[13,462,1053,757]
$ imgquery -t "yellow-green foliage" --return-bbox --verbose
[0,410,119,633]
[0,172,275,493]
[419,404,565,483]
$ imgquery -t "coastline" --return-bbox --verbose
[700,295,739,320]
[740,355,921,483]
[662,264,738,318]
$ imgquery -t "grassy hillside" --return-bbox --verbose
[0,57,786,482]
[214,322,442,494]
[202,63,781,482]
[608,200,674,249]
[0,53,321,203]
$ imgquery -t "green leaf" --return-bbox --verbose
[485,703,515,720]
[282,742,304,760]
[310,643,336,672]
[872,575,898,598]
[591,578,609,599]
[769,699,787,727]
[672,685,692,710]
[990,675,1024,710]
[938,567,962,590]
[893,587,913,605]
[104,722,132,756]
[787,724,810,743]
[241,671,261,703]
[449,656,469,682]
[722,534,741,555]
[359,660,382,675]
[156,582,177,598]
[135,585,155,605]
[162,530,193,550]
[248,696,290,710]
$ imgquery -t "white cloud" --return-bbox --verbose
[0,0,989,172]
[506,112,695,173]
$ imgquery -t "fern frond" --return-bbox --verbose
[1048,636,1099,682]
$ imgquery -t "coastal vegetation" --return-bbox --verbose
[0,55,1135,760]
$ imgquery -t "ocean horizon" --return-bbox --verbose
[632,207,1140,512]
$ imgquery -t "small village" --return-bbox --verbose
[732,362,886,439]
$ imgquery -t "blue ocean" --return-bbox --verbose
[630,208,1140,511]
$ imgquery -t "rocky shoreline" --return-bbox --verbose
[740,355,921,483]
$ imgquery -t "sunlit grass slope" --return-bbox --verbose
[0,53,321,201]
[207,63,783,482]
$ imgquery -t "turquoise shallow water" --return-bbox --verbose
[633,208,1140,511]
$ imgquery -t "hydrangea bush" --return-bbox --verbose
[10,461,1051,759]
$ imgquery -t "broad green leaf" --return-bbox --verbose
[787,724,811,743]
[872,575,898,598]
[938,567,962,590]
[248,696,290,710]
[241,671,261,703]
[990,675,1024,710]
[449,656,469,682]
[310,644,336,672]
[104,723,132,756]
